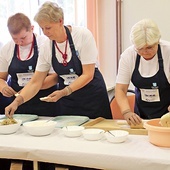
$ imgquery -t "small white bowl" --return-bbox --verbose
[23,120,57,136]
[82,128,105,141]
[62,126,85,137]
[105,130,129,143]
[0,119,22,134]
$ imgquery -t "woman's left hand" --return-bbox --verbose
[123,111,142,125]
[40,89,67,102]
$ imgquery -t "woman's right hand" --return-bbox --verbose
[5,95,24,118]
[1,85,16,97]
[5,101,19,118]
[123,111,142,126]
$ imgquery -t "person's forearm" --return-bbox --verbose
[68,64,94,93]
[68,74,93,93]
[41,73,58,90]
[23,81,42,102]
[115,86,131,114]
[16,71,46,103]
[116,95,131,114]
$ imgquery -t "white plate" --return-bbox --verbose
[53,115,89,128]
[13,114,38,123]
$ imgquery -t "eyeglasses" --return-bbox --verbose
[134,43,158,53]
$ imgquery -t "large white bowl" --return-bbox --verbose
[0,119,22,134]
[105,130,129,143]
[23,120,57,136]
[82,128,105,141]
[62,126,84,137]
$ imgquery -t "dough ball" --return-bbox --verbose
[160,112,170,127]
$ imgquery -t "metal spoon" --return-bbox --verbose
[107,131,115,137]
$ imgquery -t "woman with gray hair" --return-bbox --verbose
[115,19,170,125]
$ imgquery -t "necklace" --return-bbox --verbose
[17,38,34,61]
[55,38,68,66]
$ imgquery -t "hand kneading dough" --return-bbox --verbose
[130,122,144,129]
[160,112,170,127]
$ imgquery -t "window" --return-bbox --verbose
[39,0,86,26]
[0,0,86,44]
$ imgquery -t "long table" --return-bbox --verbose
[0,120,170,170]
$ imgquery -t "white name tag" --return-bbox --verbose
[60,74,78,85]
[17,72,34,87]
[140,88,160,102]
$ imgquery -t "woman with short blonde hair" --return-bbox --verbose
[34,1,64,23]
[5,3,112,120]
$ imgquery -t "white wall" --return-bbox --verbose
[121,0,170,51]
[88,0,170,90]
[120,0,170,90]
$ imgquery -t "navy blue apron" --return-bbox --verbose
[52,26,112,119]
[0,92,11,113]
[0,76,13,114]
[8,34,59,116]
[131,45,170,119]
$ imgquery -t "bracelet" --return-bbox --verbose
[15,93,19,97]
[122,109,131,115]
[65,86,72,96]
[15,95,24,105]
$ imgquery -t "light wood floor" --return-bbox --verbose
[10,161,22,170]
[10,161,68,170]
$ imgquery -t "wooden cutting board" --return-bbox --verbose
[83,117,148,135]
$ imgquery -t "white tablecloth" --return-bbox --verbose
[0,122,170,170]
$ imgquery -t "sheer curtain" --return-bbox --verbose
[86,0,98,45]
[0,0,85,44]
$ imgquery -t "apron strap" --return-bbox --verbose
[64,26,77,56]
[157,44,163,70]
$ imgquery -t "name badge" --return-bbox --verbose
[17,72,34,87]
[60,74,78,85]
[140,88,160,102]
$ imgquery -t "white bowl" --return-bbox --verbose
[62,126,85,137]
[105,130,129,143]
[23,120,57,136]
[0,119,22,134]
[82,128,105,141]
